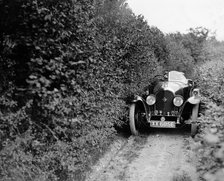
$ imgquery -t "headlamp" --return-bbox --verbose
[146,95,156,105]
[173,96,183,107]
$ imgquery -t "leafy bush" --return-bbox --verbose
[194,60,224,105]
[0,0,212,180]
[165,36,194,77]
[0,0,169,180]
[165,27,209,77]
[195,101,224,181]
[192,39,224,181]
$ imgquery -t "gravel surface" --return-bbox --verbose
[86,128,198,181]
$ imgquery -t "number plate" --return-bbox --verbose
[150,121,176,128]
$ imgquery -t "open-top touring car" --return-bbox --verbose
[129,71,200,136]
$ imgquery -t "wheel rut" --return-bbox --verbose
[86,129,198,181]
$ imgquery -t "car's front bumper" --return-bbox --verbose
[148,115,180,122]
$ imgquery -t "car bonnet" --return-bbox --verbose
[154,81,188,94]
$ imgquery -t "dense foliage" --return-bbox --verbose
[166,27,209,77]
[0,0,169,180]
[196,101,224,181]
[193,39,224,181]
[0,0,216,180]
[195,60,224,104]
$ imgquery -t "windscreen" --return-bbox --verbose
[168,71,188,84]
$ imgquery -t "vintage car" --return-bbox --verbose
[129,71,200,136]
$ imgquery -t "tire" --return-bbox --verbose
[129,103,139,135]
[191,123,198,137]
[191,104,199,137]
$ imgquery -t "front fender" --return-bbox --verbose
[131,95,149,120]
[187,96,200,104]
[132,95,144,103]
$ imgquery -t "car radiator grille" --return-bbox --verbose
[155,90,175,115]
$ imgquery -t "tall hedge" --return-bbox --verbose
[0,0,169,180]
[165,27,209,77]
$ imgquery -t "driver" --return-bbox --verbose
[144,72,167,95]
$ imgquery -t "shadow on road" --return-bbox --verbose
[136,124,192,137]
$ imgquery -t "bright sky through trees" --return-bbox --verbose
[127,0,224,41]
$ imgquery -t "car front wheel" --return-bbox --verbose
[129,103,143,135]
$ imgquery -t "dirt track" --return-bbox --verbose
[86,128,198,181]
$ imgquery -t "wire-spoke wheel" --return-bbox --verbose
[129,103,143,135]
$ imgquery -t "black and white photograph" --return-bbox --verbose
[0,0,224,180]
